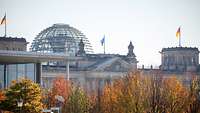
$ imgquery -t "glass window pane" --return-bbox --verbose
[0,65,4,89]
[7,64,17,85]
[17,64,25,79]
[26,64,35,81]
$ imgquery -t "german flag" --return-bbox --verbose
[176,27,181,39]
[0,15,6,25]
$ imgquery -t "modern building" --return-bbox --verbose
[0,37,28,51]
[0,36,81,89]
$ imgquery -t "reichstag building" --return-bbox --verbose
[0,23,199,92]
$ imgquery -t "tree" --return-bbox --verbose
[0,79,43,113]
[100,83,121,113]
[100,71,150,113]
[62,87,92,113]
[147,74,164,113]
[187,76,200,113]
[161,76,189,113]
[43,76,71,108]
[117,72,150,113]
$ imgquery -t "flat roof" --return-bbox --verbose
[0,50,82,64]
[161,47,199,52]
[0,37,27,42]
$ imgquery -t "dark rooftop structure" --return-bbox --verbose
[0,36,28,51]
[0,37,27,42]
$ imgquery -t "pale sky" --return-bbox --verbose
[0,0,200,67]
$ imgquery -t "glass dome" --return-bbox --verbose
[30,24,93,56]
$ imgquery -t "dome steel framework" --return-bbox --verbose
[30,24,93,56]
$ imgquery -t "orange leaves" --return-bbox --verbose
[161,76,189,113]
[0,90,5,102]
[100,72,197,113]
[101,84,120,113]
[44,76,72,108]
[52,76,71,101]
[101,72,150,113]
[42,73,200,113]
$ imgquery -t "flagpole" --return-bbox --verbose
[179,26,181,47]
[179,34,181,47]
[4,13,6,37]
[104,40,105,54]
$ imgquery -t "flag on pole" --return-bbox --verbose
[0,15,6,25]
[176,27,181,39]
[101,35,105,46]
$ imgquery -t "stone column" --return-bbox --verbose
[3,64,6,88]
[36,63,41,84]
[66,61,69,80]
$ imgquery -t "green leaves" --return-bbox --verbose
[63,87,91,113]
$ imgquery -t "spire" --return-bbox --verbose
[76,39,86,56]
[127,41,135,57]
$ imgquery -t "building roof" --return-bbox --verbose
[0,50,82,63]
[30,24,93,54]
[161,47,199,52]
[0,37,27,42]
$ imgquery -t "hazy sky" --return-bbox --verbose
[0,0,200,67]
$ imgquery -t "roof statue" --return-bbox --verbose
[76,39,86,56]
[127,41,136,57]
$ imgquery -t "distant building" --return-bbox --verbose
[1,23,199,93]
[160,47,199,72]
[0,36,79,89]
[140,46,200,87]
[42,40,138,93]
[0,49,79,89]
[0,37,28,51]
[30,24,138,92]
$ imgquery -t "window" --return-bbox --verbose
[26,64,35,81]
[17,64,25,79]
[0,65,4,89]
[7,64,17,85]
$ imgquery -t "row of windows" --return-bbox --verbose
[163,56,197,65]
[0,64,36,89]
[3,47,24,51]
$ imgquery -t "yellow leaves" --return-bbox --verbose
[100,72,150,113]
[99,72,199,113]
[0,78,43,113]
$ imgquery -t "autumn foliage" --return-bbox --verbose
[98,72,200,113]
[0,79,42,113]
[43,76,71,108]
[41,72,200,113]
[0,90,5,102]
[1,72,199,113]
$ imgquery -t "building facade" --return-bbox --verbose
[160,47,199,72]
[41,40,138,93]
[0,24,199,92]
[29,24,138,92]
[0,37,28,51]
